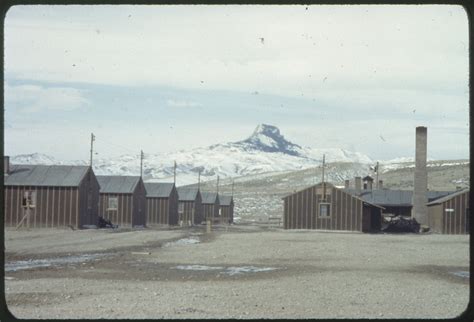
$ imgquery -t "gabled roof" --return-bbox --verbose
[427,189,469,206]
[177,187,200,201]
[282,182,384,210]
[344,188,454,207]
[97,176,140,194]
[5,164,90,187]
[201,192,219,204]
[363,176,374,182]
[219,195,233,206]
[144,182,175,198]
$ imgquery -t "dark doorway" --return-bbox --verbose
[370,207,382,232]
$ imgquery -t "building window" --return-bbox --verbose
[22,191,36,208]
[319,203,331,217]
[178,202,184,214]
[108,196,118,210]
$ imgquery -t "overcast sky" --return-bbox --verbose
[4,5,469,161]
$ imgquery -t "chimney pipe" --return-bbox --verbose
[344,180,350,189]
[4,156,10,175]
[378,180,383,189]
[355,177,362,194]
[412,126,428,226]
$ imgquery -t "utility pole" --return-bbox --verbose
[322,154,326,201]
[231,179,234,197]
[90,133,95,167]
[140,150,144,178]
[88,133,95,221]
[375,161,379,189]
[198,169,201,190]
[322,154,325,184]
[174,161,177,185]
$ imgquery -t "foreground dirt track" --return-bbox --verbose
[4,224,470,319]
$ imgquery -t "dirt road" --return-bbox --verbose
[4,224,470,319]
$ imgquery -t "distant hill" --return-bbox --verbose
[10,124,374,185]
[195,159,469,222]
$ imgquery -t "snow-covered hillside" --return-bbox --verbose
[10,124,376,185]
[10,153,60,165]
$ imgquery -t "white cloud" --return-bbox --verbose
[5,84,90,112]
[4,5,468,98]
[166,99,202,108]
[3,5,469,161]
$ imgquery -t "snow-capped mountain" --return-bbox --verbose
[221,124,303,156]
[10,153,62,165]
[9,124,376,185]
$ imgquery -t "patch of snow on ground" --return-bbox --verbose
[163,238,200,247]
[222,266,278,276]
[172,264,278,275]
[450,271,469,278]
[5,253,109,272]
[174,265,224,271]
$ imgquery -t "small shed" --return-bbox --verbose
[4,164,99,229]
[283,182,384,232]
[427,189,470,234]
[144,182,179,226]
[362,176,374,190]
[97,176,146,227]
[201,192,220,223]
[177,187,202,225]
[219,195,234,224]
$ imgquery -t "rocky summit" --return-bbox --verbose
[231,124,302,156]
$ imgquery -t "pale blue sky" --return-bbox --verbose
[4,5,469,161]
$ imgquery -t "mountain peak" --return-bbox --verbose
[233,124,302,156]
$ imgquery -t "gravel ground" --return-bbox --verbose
[4,224,470,319]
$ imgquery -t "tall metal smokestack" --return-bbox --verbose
[412,126,428,226]
[355,177,362,195]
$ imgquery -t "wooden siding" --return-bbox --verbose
[178,193,203,225]
[99,194,129,227]
[4,168,99,229]
[99,179,147,227]
[78,169,100,227]
[146,198,169,225]
[4,186,79,228]
[179,201,195,224]
[132,180,147,226]
[146,186,179,226]
[220,203,234,224]
[283,183,377,232]
[428,190,469,234]
[202,203,219,222]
